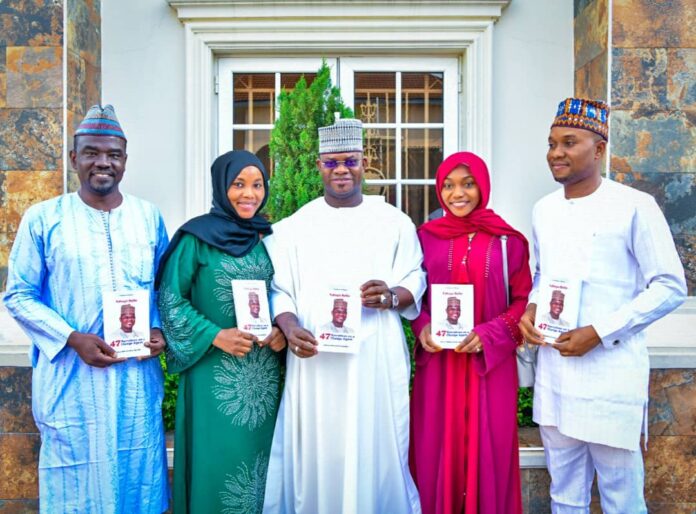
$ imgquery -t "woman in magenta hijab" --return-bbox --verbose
[410,152,532,514]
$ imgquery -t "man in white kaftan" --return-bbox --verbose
[3,105,170,514]
[262,118,426,514]
[519,98,686,513]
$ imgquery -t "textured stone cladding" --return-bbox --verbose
[67,0,102,193]
[0,367,39,511]
[0,0,64,291]
[644,369,696,511]
[574,0,608,101]
[611,0,696,295]
[0,0,101,290]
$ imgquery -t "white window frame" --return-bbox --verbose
[218,57,337,154]
[340,57,458,210]
[167,0,506,220]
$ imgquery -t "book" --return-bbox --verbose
[535,277,581,344]
[103,289,150,358]
[231,280,273,340]
[431,284,474,350]
[314,287,361,354]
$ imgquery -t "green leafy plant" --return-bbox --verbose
[161,354,178,431]
[266,60,353,222]
[517,387,536,427]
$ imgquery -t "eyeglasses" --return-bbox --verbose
[320,157,362,169]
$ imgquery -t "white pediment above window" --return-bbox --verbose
[167,1,512,22]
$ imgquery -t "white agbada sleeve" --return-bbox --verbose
[263,222,299,320]
[389,216,426,320]
[591,195,686,349]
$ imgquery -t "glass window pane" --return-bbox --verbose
[280,73,317,90]
[401,72,444,124]
[355,72,396,124]
[233,129,272,174]
[364,128,396,181]
[233,73,275,125]
[403,184,440,226]
[401,128,443,180]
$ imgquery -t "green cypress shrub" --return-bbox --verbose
[266,60,353,221]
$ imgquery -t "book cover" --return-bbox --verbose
[431,284,474,350]
[535,277,581,344]
[232,280,273,340]
[314,287,361,354]
[103,289,150,358]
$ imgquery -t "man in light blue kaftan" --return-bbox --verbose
[3,105,170,514]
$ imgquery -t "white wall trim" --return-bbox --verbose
[168,1,510,20]
[184,29,215,220]
[168,1,504,218]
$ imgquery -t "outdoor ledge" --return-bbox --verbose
[0,294,31,367]
[164,446,548,470]
[519,426,546,469]
[164,429,548,470]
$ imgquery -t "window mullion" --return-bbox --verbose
[395,71,402,210]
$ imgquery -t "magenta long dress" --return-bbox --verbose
[410,230,531,514]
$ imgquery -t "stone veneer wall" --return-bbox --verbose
[0,366,39,512]
[0,0,100,510]
[0,0,100,291]
[608,3,696,503]
[574,0,608,102]
[66,0,101,192]
[610,0,696,296]
[0,0,64,291]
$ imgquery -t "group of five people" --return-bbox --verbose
[4,96,686,514]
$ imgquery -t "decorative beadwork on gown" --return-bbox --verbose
[498,311,522,343]
[484,235,495,279]
[447,233,476,272]
[447,238,454,272]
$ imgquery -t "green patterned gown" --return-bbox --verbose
[158,234,281,514]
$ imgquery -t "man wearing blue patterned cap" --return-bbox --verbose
[4,105,170,513]
[519,98,686,513]
[262,117,426,513]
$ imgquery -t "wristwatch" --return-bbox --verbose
[389,289,399,309]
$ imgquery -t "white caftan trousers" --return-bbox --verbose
[541,426,647,514]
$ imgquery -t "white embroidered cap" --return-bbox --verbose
[318,117,363,154]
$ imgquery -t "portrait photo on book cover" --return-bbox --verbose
[535,278,581,343]
[318,298,355,336]
[103,289,150,357]
[231,279,272,339]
